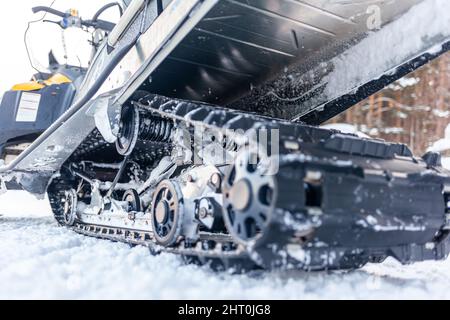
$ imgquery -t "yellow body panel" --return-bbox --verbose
[11,73,72,92]
[11,82,45,92]
[43,74,72,86]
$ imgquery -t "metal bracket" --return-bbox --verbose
[87,96,122,143]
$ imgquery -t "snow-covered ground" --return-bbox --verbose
[1,191,450,300]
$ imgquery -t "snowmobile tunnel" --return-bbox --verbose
[138,0,450,122]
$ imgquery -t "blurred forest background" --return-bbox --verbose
[327,52,450,156]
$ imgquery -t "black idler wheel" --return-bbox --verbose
[116,105,140,156]
[122,189,142,212]
[222,149,277,245]
[62,189,78,226]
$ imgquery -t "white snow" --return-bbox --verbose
[396,77,420,88]
[432,109,450,118]
[442,157,450,170]
[1,191,450,299]
[387,77,420,91]
[429,124,450,153]
[321,123,370,138]
[0,191,51,218]
[435,132,450,168]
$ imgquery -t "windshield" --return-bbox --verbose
[122,0,133,8]
[26,0,122,73]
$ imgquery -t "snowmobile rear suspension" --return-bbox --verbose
[47,94,450,271]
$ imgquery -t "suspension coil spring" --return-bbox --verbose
[138,113,173,143]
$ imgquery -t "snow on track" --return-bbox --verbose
[1,192,450,299]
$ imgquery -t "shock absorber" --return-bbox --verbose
[116,105,173,156]
[137,113,173,143]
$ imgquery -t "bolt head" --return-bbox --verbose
[209,173,222,191]
[199,207,208,219]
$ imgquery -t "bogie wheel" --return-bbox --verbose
[150,180,184,247]
[122,189,142,212]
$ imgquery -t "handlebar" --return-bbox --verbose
[83,20,116,32]
[32,6,65,18]
[32,6,115,32]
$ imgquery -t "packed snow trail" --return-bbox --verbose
[1,192,450,299]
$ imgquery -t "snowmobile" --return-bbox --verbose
[1,0,450,271]
[0,5,117,165]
